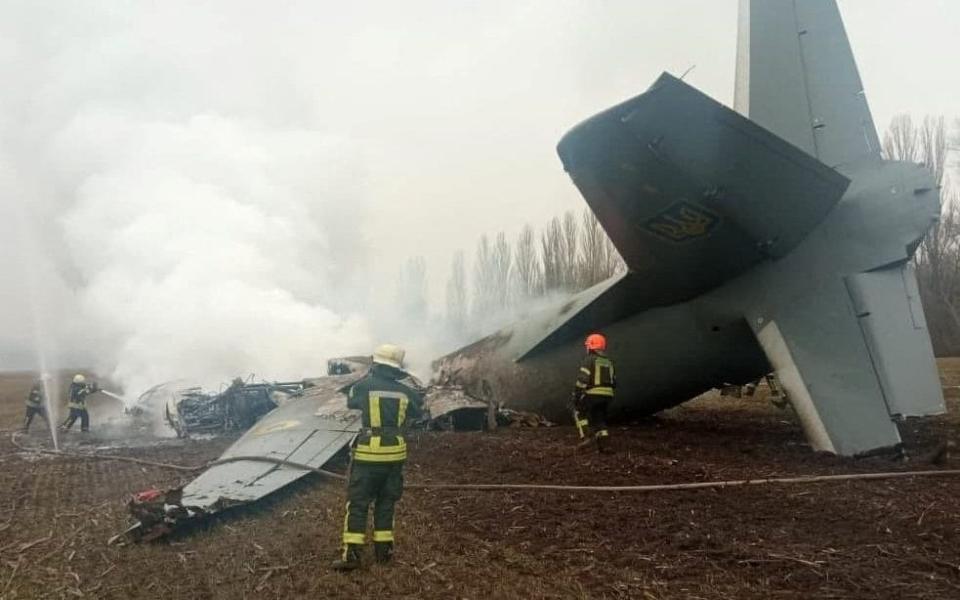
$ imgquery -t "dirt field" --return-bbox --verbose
[2,366,960,599]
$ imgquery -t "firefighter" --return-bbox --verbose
[332,344,423,571]
[572,333,616,453]
[22,375,50,433]
[60,374,97,433]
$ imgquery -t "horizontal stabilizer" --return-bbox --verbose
[558,73,849,311]
[516,272,631,359]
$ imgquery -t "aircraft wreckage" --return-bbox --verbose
[118,0,945,541]
[437,0,945,457]
[117,365,522,541]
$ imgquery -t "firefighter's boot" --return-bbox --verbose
[331,544,363,571]
[596,430,612,454]
[374,541,394,564]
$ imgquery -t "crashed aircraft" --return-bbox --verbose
[117,0,944,542]
[436,0,945,457]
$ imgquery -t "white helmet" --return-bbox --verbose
[73,374,86,384]
[372,344,405,370]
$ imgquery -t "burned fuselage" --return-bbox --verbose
[157,379,305,438]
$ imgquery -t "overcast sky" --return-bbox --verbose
[356,0,960,297]
[0,0,956,382]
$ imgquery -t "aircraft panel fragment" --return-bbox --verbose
[178,374,362,508]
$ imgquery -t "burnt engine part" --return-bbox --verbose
[165,379,304,438]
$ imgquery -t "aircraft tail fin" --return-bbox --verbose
[735,0,881,170]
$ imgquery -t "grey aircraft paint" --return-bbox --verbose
[178,373,363,514]
[435,0,944,456]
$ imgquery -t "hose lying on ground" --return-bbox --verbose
[11,432,960,492]
[9,432,210,472]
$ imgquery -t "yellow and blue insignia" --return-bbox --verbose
[644,201,719,242]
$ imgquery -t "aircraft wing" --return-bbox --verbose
[178,373,362,509]
[735,0,881,171]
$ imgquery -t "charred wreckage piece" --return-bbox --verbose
[161,379,305,438]
[117,366,547,543]
[117,372,365,543]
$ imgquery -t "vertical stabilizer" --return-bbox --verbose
[735,0,881,170]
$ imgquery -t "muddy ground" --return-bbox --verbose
[1,366,960,599]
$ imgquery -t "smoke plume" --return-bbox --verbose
[0,2,377,394]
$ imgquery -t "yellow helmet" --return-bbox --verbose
[372,344,405,370]
[73,374,86,384]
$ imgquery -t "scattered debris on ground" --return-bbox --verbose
[423,385,489,430]
[2,363,960,597]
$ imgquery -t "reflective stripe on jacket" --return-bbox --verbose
[575,352,616,398]
[348,365,423,463]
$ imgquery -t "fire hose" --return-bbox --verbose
[11,431,960,493]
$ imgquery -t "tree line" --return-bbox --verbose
[395,208,626,343]
[447,209,625,338]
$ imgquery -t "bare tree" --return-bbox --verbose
[605,234,627,277]
[540,216,565,293]
[397,256,428,326]
[883,115,920,163]
[561,211,579,290]
[577,208,625,288]
[513,224,541,300]
[491,232,512,310]
[472,234,496,320]
[445,251,467,336]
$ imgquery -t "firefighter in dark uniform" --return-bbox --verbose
[60,374,97,432]
[573,333,616,453]
[22,376,50,433]
[332,344,423,571]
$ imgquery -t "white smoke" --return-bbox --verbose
[0,2,377,394]
[57,114,372,394]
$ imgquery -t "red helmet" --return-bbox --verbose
[584,333,606,352]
